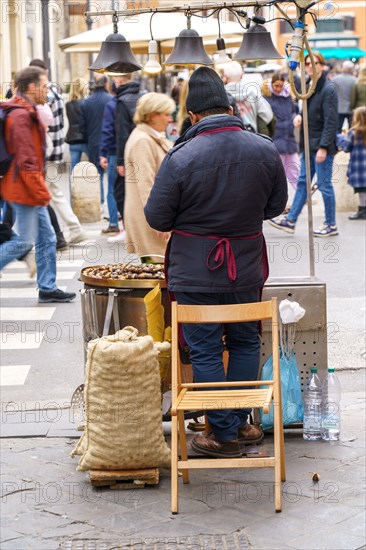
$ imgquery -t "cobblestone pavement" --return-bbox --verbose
[1,176,365,549]
[1,370,365,550]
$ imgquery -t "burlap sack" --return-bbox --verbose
[71,326,171,471]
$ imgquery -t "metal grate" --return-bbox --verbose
[261,281,328,391]
[59,533,249,550]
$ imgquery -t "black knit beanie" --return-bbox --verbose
[186,66,230,114]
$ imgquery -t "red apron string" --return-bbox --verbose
[206,237,237,282]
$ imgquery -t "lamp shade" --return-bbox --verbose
[164,29,213,66]
[89,32,142,73]
[234,24,284,61]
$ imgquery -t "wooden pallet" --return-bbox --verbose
[89,468,159,489]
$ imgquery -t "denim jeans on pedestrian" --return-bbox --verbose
[106,155,118,226]
[69,143,89,174]
[0,203,57,292]
[174,290,261,441]
[88,147,105,205]
[98,164,105,205]
[287,152,336,226]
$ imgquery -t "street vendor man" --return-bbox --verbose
[145,67,288,458]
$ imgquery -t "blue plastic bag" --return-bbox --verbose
[261,351,304,430]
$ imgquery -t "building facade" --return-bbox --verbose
[275,1,366,64]
[2,1,364,96]
[1,1,44,92]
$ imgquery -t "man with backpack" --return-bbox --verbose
[29,59,88,247]
[0,66,76,303]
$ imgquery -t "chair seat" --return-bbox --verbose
[175,387,273,414]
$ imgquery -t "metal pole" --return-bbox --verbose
[41,0,51,80]
[157,41,166,93]
[300,59,316,279]
[85,0,94,82]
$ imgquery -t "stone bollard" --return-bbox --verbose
[332,151,358,212]
[71,162,101,223]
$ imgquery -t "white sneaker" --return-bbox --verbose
[107,230,126,243]
[68,230,89,244]
[23,252,37,278]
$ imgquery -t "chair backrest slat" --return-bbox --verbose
[176,301,273,324]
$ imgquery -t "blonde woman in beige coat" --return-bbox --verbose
[124,93,175,257]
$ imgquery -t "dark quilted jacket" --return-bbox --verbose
[145,115,288,292]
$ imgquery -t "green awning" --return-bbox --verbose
[306,47,366,60]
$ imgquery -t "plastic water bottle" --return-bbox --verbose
[303,368,322,441]
[321,368,341,441]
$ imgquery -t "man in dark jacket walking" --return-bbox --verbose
[269,52,339,237]
[80,75,113,207]
[145,67,287,458]
[99,78,121,235]
[109,74,145,243]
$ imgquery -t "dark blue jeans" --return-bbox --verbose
[287,153,336,226]
[174,290,261,440]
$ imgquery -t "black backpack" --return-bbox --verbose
[0,105,21,178]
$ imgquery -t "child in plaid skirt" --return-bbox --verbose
[337,106,366,220]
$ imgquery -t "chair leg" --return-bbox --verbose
[171,414,179,514]
[178,411,189,484]
[280,424,286,482]
[277,388,286,482]
[274,472,282,513]
[273,400,282,513]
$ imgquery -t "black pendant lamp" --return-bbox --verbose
[89,14,142,74]
[164,13,213,66]
[234,24,284,61]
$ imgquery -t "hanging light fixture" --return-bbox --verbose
[143,11,162,74]
[214,38,232,68]
[144,40,162,74]
[89,13,142,74]
[164,11,213,66]
[234,21,284,61]
[214,11,231,68]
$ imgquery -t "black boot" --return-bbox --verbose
[349,207,366,220]
[56,231,68,250]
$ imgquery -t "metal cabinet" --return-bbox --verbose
[261,277,328,391]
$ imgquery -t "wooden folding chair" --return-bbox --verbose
[170,297,286,514]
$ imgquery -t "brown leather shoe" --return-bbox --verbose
[238,423,264,447]
[101,225,120,234]
[190,432,241,458]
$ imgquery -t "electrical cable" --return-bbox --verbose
[149,9,158,40]
[228,8,248,30]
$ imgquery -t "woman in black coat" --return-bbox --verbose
[65,77,89,173]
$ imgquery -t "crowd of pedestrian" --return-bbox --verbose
[0,54,364,460]
[1,56,365,301]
